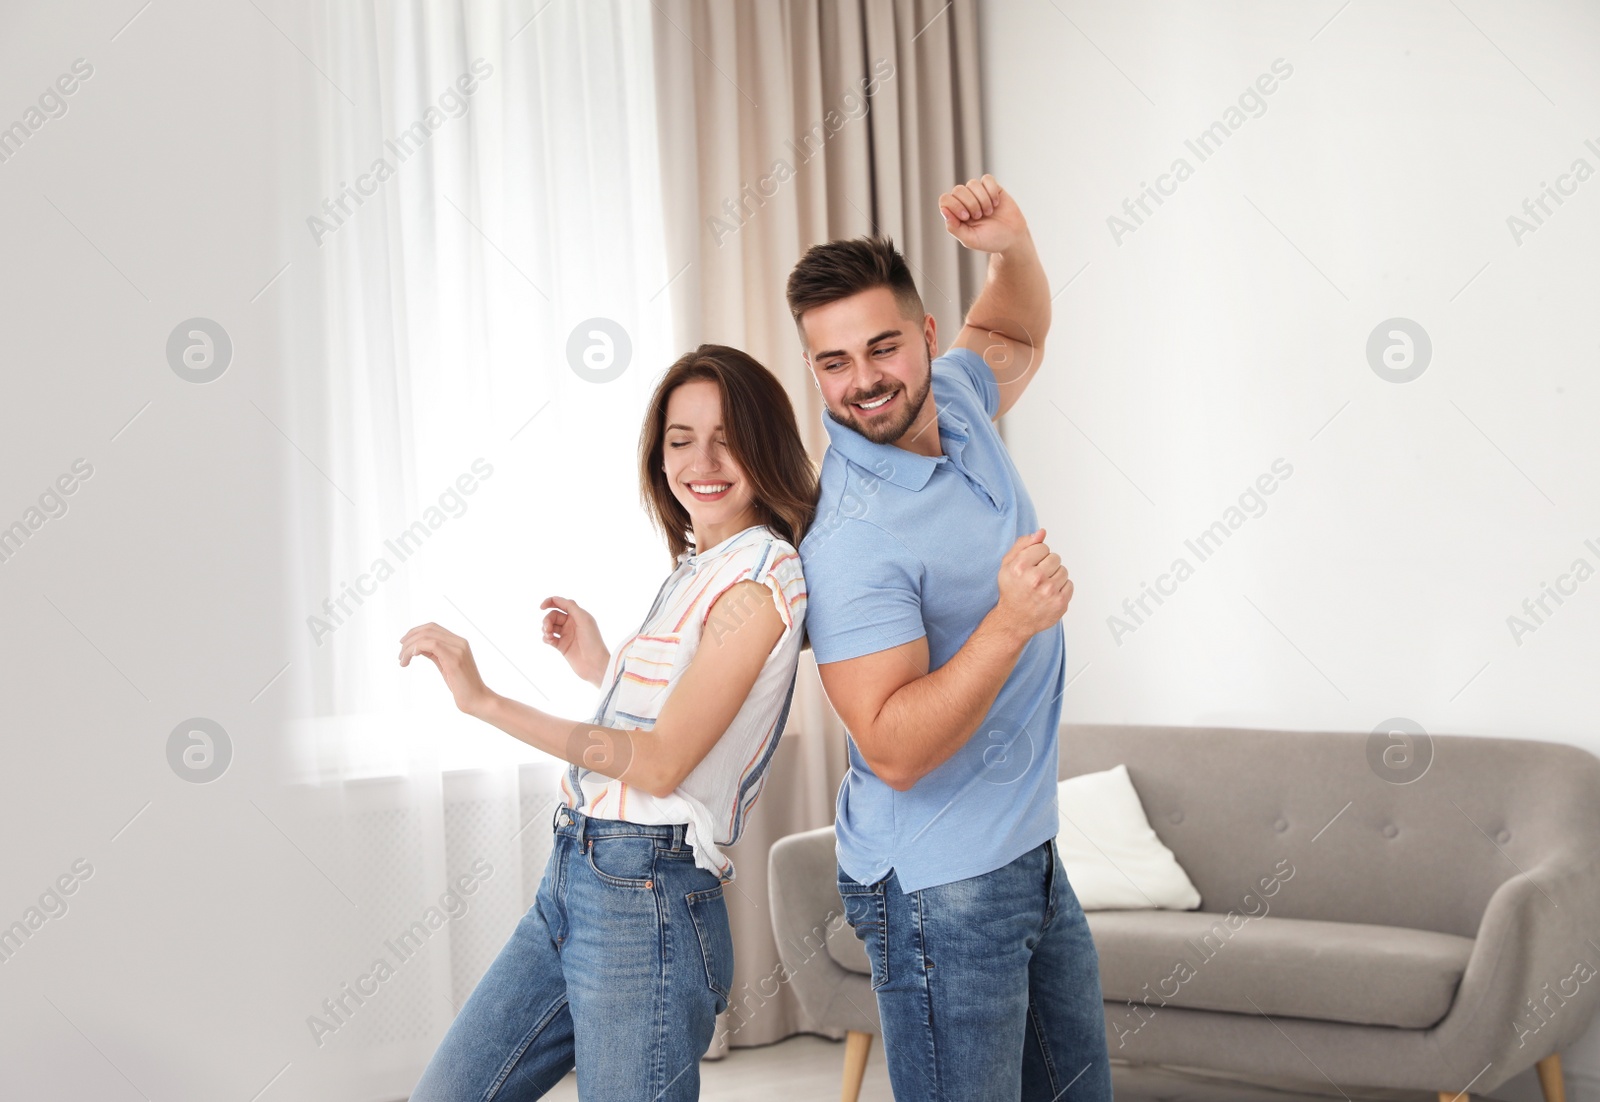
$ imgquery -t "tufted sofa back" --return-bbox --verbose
[1058,723,1600,939]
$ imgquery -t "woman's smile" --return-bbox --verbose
[686,480,732,501]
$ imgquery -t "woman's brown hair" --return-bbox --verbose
[638,344,818,569]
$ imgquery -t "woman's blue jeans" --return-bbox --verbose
[837,837,1115,1101]
[410,805,734,1101]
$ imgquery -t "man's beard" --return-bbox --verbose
[844,353,933,445]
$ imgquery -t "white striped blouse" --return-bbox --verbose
[561,524,807,881]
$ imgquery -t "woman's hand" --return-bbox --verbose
[399,623,495,716]
[540,596,610,687]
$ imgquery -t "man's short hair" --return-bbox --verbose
[785,235,925,338]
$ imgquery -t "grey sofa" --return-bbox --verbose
[768,723,1600,1102]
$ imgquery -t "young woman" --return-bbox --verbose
[402,344,816,1102]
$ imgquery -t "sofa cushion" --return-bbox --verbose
[1058,764,1203,911]
[1087,909,1475,1029]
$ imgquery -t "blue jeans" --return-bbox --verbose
[837,837,1114,1101]
[410,805,734,1101]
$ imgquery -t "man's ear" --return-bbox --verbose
[923,312,938,360]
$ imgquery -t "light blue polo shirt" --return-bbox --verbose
[799,345,1065,893]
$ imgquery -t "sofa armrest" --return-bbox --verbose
[1434,854,1600,1083]
[766,826,881,1037]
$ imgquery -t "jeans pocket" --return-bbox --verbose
[686,884,734,1012]
[584,834,657,889]
[835,875,889,991]
[1042,837,1059,925]
[1043,837,1084,930]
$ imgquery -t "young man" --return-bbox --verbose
[789,175,1113,1101]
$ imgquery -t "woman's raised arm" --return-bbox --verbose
[399,578,787,797]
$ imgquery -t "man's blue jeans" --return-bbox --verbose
[410,805,734,1101]
[837,837,1114,1101]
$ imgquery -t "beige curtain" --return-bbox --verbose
[651,0,986,1053]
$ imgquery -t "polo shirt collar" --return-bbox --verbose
[821,402,973,492]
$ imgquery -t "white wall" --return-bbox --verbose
[0,0,322,1097]
[979,1,1600,1097]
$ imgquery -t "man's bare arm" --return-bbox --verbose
[942,174,1052,418]
[817,529,1072,791]
[818,608,1031,791]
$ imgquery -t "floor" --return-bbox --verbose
[535,1032,1529,1101]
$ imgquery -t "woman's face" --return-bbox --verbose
[662,379,757,537]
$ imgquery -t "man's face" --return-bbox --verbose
[800,286,936,447]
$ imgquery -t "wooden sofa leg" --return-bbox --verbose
[1537,1052,1566,1102]
[1438,1094,1468,1102]
[842,1030,873,1102]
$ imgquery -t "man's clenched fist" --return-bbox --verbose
[995,528,1072,640]
[938,173,1029,254]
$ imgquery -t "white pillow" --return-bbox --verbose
[1056,764,1201,911]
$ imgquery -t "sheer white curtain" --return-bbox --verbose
[277,3,677,1095]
